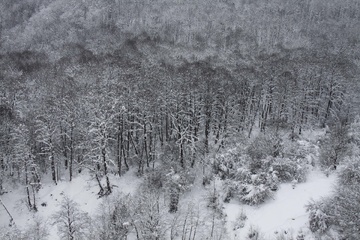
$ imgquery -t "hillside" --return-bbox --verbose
[1,0,360,239]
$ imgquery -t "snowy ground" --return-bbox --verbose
[1,169,337,240]
[224,169,337,240]
[1,129,336,240]
[0,169,141,239]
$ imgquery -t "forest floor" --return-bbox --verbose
[0,130,338,240]
[0,169,142,239]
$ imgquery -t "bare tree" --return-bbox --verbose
[52,196,91,240]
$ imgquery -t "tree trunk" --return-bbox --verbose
[69,124,74,181]
[204,103,211,154]
[117,115,123,176]
[25,158,32,209]
[95,172,104,196]
[144,120,149,168]
[102,146,111,194]
[50,139,57,185]
[63,127,68,170]
[323,97,333,128]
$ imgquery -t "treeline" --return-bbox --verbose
[0,39,357,199]
[1,0,360,57]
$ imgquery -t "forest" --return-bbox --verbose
[1,0,360,239]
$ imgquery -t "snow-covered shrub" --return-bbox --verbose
[348,115,360,146]
[233,208,247,230]
[318,125,350,169]
[271,157,308,183]
[275,230,294,240]
[225,169,278,205]
[296,229,305,240]
[143,168,166,190]
[165,168,196,213]
[247,133,282,172]
[94,193,133,240]
[241,172,276,205]
[337,157,360,185]
[212,146,248,179]
[306,200,330,233]
[132,189,168,239]
[309,160,360,239]
[206,179,225,217]
[330,184,360,239]
[0,218,48,240]
[246,225,265,240]
[282,138,315,163]
[233,166,253,182]
[240,182,274,205]
[0,226,22,240]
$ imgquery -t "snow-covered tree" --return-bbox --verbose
[35,114,60,185]
[85,93,118,196]
[12,124,40,211]
[93,193,133,240]
[52,196,91,240]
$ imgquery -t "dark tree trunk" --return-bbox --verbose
[50,139,57,185]
[117,115,123,176]
[25,158,32,209]
[69,124,74,181]
[204,103,211,154]
[102,146,111,194]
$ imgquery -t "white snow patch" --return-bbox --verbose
[224,170,336,240]
[0,169,141,239]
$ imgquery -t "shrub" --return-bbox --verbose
[318,125,350,169]
[331,185,360,239]
[233,209,247,230]
[143,168,166,190]
[306,200,330,233]
[247,133,282,171]
[271,157,308,183]
[275,230,295,240]
[337,157,360,185]
[296,229,305,240]
[239,183,274,206]
[212,147,248,179]
[246,225,265,240]
[310,159,360,239]
[224,169,278,205]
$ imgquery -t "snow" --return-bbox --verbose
[0,169,141,239]
[0,130,338,240]
[224,169,337,240]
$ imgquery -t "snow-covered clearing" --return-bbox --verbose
[0,129,338,240]
[224,169,337,240]
[0,169,141,239]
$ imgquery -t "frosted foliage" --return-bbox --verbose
[246,225,265,240]
[338,157,360,185]
[247,133,282,171]
[332,185,360,239]
[226,171,276,205]
[240,183,273,206]
[349,115,360,146]
[93,194,132,240]
[309,158,360,238]
[306,201,329,233]
[271,157,308,183]
[0,226,22,240]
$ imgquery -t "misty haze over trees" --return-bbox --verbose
[1,0,360,239]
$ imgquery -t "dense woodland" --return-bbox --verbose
[1,0,360,239]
